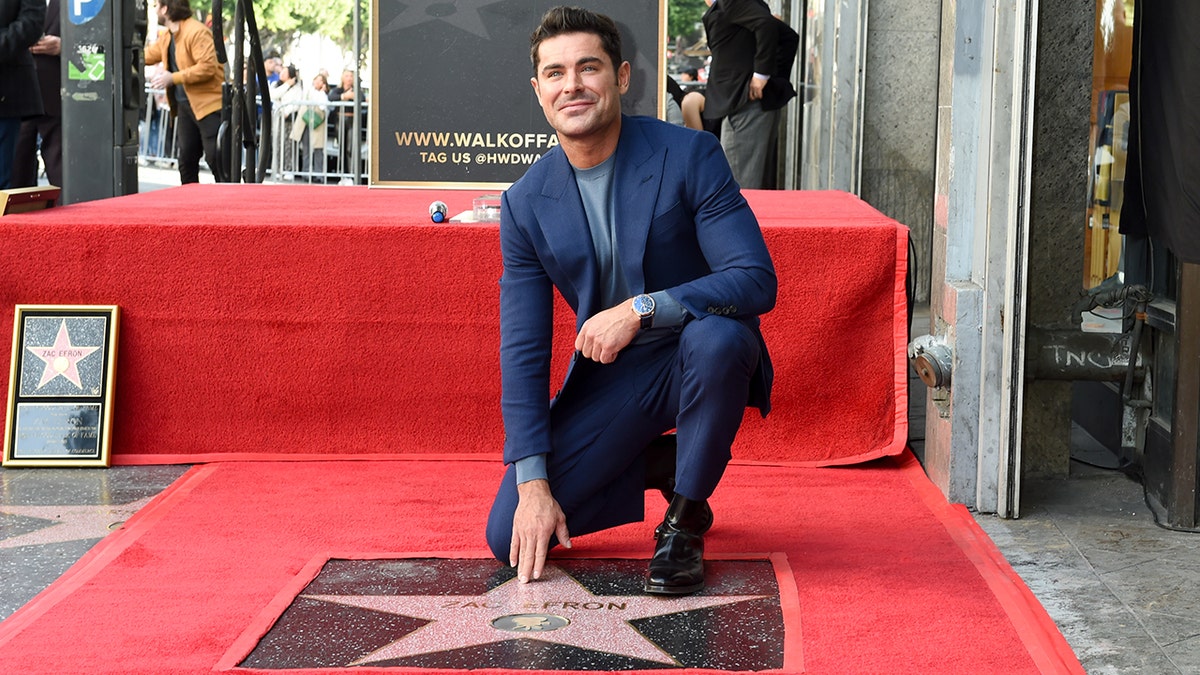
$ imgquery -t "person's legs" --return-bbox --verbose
[485,343,678,560]
[38,115,62,189]
[484,336,691,557]
[670,316,761,500]
[646,315,760,594]
[485,315,761,569]
[196,111,224,182]
[175,99,203,184]
[0,118,21,190]
[720,104,779,189]
[12,118,40,188]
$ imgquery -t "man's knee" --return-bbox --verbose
[681,316,759,366]
[485,472,517,563]
[485,510,511,563]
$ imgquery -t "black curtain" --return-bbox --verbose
[1120,0,1200,264]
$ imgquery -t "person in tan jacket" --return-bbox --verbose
[144,0,225,183]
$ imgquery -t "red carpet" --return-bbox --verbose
[0,186,906,465]
[0,453,1081,673]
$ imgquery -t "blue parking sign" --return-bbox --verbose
[68,0,105,25]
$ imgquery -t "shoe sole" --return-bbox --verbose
[643,580,705,596]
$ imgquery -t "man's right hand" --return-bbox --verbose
[30,35,61,57]
[510,479,571,583]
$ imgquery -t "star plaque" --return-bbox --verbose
[238,557,790,671]
[4,306,120,467]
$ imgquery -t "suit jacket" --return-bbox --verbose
[0,0,45,119]
[702,0,796,118]
[31,0,58,118]
[498,115,777,464]
[144,17,224,119]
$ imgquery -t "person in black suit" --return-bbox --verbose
[0,0,44,190]
[13,0,60,191]
[702,0,792,189]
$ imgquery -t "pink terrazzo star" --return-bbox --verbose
[27,320,101,390]
[0,498,150,549]
[306,564,767,666]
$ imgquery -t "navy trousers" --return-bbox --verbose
[485,314,760,560]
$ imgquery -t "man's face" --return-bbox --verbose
[531,32,629,142]
[156,1,167,23]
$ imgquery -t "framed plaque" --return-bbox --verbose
[3,306,120,467]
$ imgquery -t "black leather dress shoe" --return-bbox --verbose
[645,495,712,595]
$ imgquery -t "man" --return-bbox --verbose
[485,6,776,596]
[702,0,793,189]
[13,0,60,192]
[264,54,282,87]
[144,0,225,184]
[0,0,44,190]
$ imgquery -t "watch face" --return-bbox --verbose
[633,295,655,316]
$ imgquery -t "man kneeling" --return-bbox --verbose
[485,6,776,595]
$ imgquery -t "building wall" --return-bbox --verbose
[861,0,941,304]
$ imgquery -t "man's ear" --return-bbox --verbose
[617,61,631,94]
[530,77,540,98]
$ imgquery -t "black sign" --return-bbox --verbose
[371,1,664,188]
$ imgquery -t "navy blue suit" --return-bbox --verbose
[486,115,776,557]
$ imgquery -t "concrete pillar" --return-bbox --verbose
[1021,2,1094,478]
[861,0,940,304]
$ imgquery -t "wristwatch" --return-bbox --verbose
[631,294,655,330]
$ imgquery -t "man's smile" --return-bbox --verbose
[559,97,595,112]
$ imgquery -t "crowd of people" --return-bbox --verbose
[1,0,366,193]
[140,1,367,186]
[5,0,794,195]
[258,56,366,182]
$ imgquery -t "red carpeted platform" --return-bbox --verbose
[0,186,1085,673]
[0,185,908,466]
[0,454,1083,674]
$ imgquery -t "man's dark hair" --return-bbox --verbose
[530,6,623,74]
[161,0,193,22]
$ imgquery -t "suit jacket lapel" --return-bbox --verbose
[536,150,599,315]
[613,117,666,294]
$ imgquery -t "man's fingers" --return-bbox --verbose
[518,537,537,582]
[532,537,549,580]
[508,532,521,569]
[557,521,572,549]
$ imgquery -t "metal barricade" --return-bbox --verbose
[269,98,368,185]
[136,86,369,185]
[138,87,178,168]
